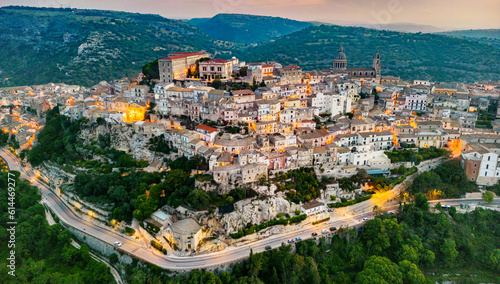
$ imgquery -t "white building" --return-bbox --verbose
[404,93,427,112]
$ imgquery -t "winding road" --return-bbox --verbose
[1,148,496,271]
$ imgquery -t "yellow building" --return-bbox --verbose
[124,102,148,123]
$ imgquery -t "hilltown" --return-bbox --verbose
[1,49,500,253]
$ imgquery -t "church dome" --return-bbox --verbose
[334,45,346,60]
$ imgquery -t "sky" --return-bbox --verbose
[1,0,500,30]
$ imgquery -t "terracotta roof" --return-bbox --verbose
[200,59,229,64]
[161,52,208,60]
[233,89,255,96]
[196,124,218,133]
[282,65,301,70]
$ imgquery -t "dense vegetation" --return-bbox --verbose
[439,29,500,40]
[385,147,449,164]
[190,13,312,43]
[124,195,500,283]
[73,171,162,222]
[0,171,113,283]
[73,155,253,222]
[1,6,499,86]
[275,168,323,203]
[0,6,231,87]
[239,25,500,82]
[411,160,478,199]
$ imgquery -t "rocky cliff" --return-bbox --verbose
[78,123,155,161]
[220,196,293,233]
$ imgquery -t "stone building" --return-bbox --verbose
[159,52,209,83]
[333,45,381,82]
[163,218,203,251]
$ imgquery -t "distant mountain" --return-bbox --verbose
[438,29,500,40]
[185,17,210,26]
[191,13,313,43]
[0,6,234,87]
[361,22,446,33]
[238,25,500,83]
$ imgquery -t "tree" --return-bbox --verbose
[187,190,210,210]
[441,238,458,266]
[355,256,403,284]
[142,59,159,79]
[490,249,500,272]
[356,169,368,180]
[482,191,495,204]
[211,79,222,89]
[414,193,429,211]
[361,218,390,255]
[109,253,118,265]
[398,260,426,284]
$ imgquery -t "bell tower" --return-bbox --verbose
[373,52,381,80]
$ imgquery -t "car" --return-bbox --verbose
[321,229,329,234]
[311,232,318,237]
[295,237,302,242]
[388,211,395,215]
[265,245,272,250]
[114,241,122,247]
[362,218,369,222]
[329,227,337,232]
[287,239,294,244]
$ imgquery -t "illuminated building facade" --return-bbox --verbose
[158,52,210,83]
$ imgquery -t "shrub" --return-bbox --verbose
[124,227,135,236]
[328,195,372,208]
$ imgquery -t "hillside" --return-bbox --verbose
[191,13,312,43]
[238,25,500,82]
[438,29,500,48]
[0,6,235,87]
[362,22,445,33]
[438,29,500,40]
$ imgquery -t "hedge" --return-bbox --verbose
[328,195,372,208]
[231,214,307,239]
[150,240,167,255]
[312,217,330,225]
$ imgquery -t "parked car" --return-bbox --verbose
[287,239,294,244]
[265,245,272,250]
[114,241,122,247]
[388,211,395,215]
[311,232,318,237]
[329,227,337,232]
[362,218,369,222]
[321,229,329,234]
[295,237,302,242]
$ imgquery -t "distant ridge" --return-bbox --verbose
[190,13,312,43]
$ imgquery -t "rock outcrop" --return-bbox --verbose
[219,196,292,233]
[78,123,156,161]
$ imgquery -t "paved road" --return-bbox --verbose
[1,149,496,270]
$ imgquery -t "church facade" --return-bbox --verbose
[333,45,381,82]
